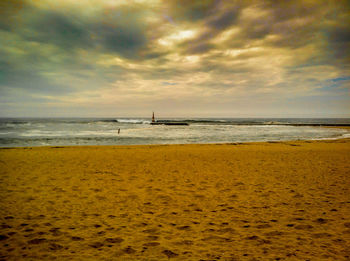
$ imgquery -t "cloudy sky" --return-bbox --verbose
[0,0,349,118]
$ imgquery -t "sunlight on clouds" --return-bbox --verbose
[158,29,197,46]
[215,27,240,43]
[240,5,271,22]
[184,55,200,63]
[170,30,196,40]
[224,47,262,57]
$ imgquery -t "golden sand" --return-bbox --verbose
[1,139,350,260]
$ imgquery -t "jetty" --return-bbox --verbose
[150,112,189,126]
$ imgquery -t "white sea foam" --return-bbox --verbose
[1,118,349,147]
[341,133,350,138]
[116,119,150,124]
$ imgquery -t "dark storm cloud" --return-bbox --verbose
[324,22,350,63]
[0,0,157,98]
[328,26,350,44]
[21,10,91,50]
[4,2,152,59]
[94,23,147,59]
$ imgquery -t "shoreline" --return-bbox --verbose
[1,138,349,260]
[1,136,349,150]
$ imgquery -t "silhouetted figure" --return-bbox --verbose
[118,128,120,134]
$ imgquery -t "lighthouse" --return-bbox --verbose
[150,112,188,125]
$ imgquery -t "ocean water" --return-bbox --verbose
[0,118,349,147]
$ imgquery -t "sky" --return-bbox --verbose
[0,0,349,118]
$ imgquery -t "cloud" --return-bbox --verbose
[0,0,26,31]
[0,0,349,117]
[207,8,240,30]
[164,0,220,22]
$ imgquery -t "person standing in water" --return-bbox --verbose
[118,128,120,134]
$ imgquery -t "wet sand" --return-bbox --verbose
[1,139,350,260]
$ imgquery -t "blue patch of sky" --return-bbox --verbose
[317,76,350,92]
[162,82,178,86]
[330,76,350,82]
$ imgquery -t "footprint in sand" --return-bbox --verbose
[105,237,124,244]
[294,224,313,230]
[147,235,158,240]
[142,228,159,234]
[143,242,160,247]
[49,228,62,236]
[256,224,272,229]
[89,242,104,248]
[123,246,136,254]
[48,243,64,250]
[344,222,350,228]
[313,218,328,224]
[217,227,235,233]
[163,249,178,258]
[245,235,259,240]
[71,236,84,241]
[311,233,332,238]
[28,238,47,244]
[176,225,191,231]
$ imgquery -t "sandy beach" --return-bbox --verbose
[1,139,350,260]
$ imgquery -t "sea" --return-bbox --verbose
[0,118,349,147]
